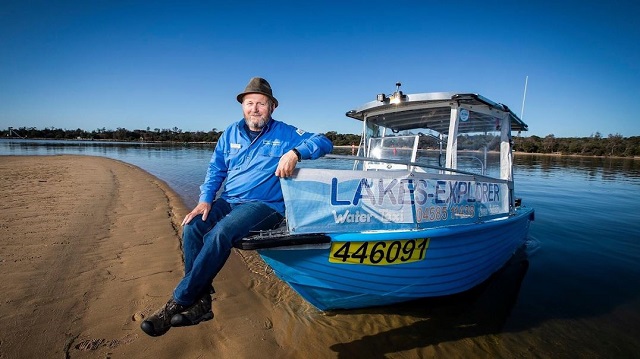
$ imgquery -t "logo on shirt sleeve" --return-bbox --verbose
[296,128,306,136]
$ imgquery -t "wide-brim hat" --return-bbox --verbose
[236,77,278,108]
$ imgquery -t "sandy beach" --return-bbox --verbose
[0,155,296,358]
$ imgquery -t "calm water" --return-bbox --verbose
[2,139,640,357]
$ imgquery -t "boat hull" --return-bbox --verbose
[257,207,534,311]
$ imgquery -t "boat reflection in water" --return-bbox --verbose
[329,247,530,355]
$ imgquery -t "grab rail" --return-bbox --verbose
[324,154,505,183]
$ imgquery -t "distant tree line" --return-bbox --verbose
[3,127,639,157]
[4,126,222,143]
[2,126,363,147]
[512,133,640,157]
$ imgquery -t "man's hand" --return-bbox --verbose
[182,202,212,226]
[275,150,299,178]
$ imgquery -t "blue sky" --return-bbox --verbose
[1,1,639,138]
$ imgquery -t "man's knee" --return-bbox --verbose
[182,215,210,238]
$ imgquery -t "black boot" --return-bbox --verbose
[170,293,213,327]
[140,298,188,337]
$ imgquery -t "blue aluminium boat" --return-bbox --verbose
[235,84,535,311]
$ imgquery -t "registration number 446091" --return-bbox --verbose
[329,238,430,265]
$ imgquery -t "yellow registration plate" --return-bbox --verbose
[329,238,430,265]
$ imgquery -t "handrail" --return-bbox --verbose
[457,155,485,175]
[324,154,507,183]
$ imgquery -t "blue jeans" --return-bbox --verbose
[173,198,283,306]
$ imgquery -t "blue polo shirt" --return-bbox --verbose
[199,118,333,215]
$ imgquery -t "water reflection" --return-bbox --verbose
[514,153,640,183]
[1,138,213,154]
[329,248,530,357]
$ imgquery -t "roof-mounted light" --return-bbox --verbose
[390,82,405,104]
[376,82,406,104]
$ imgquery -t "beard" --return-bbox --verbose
[245,114,270,130]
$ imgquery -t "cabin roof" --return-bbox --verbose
[346,92,528,134]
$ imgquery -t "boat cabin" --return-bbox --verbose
[279,86,529,235]
[346,86,528,183]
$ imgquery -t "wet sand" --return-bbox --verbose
[1,155,637,358]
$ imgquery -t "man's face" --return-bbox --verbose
[242,93,274,131]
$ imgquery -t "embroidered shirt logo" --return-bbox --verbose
[262,139,282,146]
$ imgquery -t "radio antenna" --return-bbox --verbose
[520,76,528,120]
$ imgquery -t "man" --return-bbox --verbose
[141,77,333,337]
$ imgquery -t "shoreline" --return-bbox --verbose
[0,155,290,358]
[3,138,638,160]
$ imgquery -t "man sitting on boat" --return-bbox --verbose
[140,77,333,337]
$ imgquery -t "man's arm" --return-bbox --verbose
[275,132,333,178]
[293,132,334,160]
